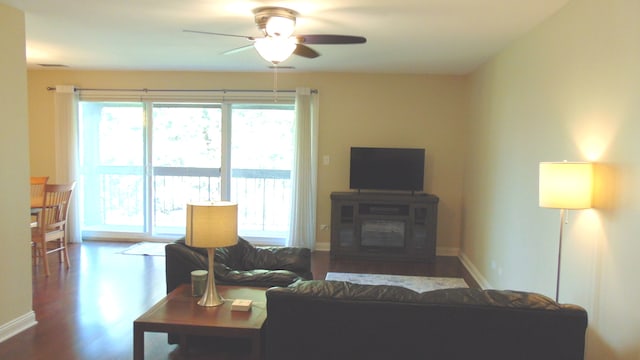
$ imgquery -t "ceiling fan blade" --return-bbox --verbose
[296,34,367,45]
[222,44,255,55]
[183,29,255,41]
[294,44,320,59]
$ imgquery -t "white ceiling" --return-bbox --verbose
[3,0,570,74]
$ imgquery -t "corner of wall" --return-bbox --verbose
[459,251,493,289]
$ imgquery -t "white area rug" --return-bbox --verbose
[120,242,167,256]
[325,272,468,293]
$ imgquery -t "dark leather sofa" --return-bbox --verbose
[265,280,588,360]
[165,237,313,294]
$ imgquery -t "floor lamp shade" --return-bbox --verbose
[185,201,238,307]
[539,162,593,209]
[185,201,238,248]
[538,161,593,303]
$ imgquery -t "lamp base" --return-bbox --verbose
[197,285,224,307]
[197,248,224,307]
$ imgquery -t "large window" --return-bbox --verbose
[79,100,294,244]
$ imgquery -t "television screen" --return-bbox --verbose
[349,147,425,192]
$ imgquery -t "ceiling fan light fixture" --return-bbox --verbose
[265,16,295,38]
[187,6,366,63]
[254,36,297,64]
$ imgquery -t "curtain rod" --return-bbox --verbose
[45,87,317,94]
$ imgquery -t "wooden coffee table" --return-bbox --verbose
[133,284,267,360]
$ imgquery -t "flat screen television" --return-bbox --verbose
[349,147,425,192]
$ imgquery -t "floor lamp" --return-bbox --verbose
[539,162,593,302]
[185,201,238,307]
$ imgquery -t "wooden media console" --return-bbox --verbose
[330,191,439,262]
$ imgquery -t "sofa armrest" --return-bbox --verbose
[165,241,207,294]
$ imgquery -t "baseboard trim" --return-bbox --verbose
[0,311,37,343]
[459,252,492,290]
[436,246,459,256]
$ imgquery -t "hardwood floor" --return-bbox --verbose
[0,241,477,360]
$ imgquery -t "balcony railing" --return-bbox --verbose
[81,166,291,237]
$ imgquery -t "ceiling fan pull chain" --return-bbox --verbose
[273,65,279,102]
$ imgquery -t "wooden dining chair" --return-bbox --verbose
[30,176,49,222]
[31,182,76,276]
[30,176,49,203]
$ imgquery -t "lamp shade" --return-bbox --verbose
[539,162,593,209]
[185,201,238,248]
[254,36,297,64]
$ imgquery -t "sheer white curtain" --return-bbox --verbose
[54,85,81,243]
[288,88,319,248]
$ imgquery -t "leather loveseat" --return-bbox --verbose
[165,237,313,294]
[265,280,588,360]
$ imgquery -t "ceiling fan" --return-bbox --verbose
[184,6,367,65]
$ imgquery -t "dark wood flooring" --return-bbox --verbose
[0,241,477,360]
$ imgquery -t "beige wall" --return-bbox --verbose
[27,70,469,253]
[0,4,36,339]
[464,0,640,358]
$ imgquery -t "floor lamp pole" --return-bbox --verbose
[555,208,567,303]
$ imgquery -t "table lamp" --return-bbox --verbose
[186,201,238,307]
[539,161,593,302]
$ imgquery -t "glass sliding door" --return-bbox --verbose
[151,103,222,234]
[79,99,294,244]
[230,104,294,242]
[79,102,146,233]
